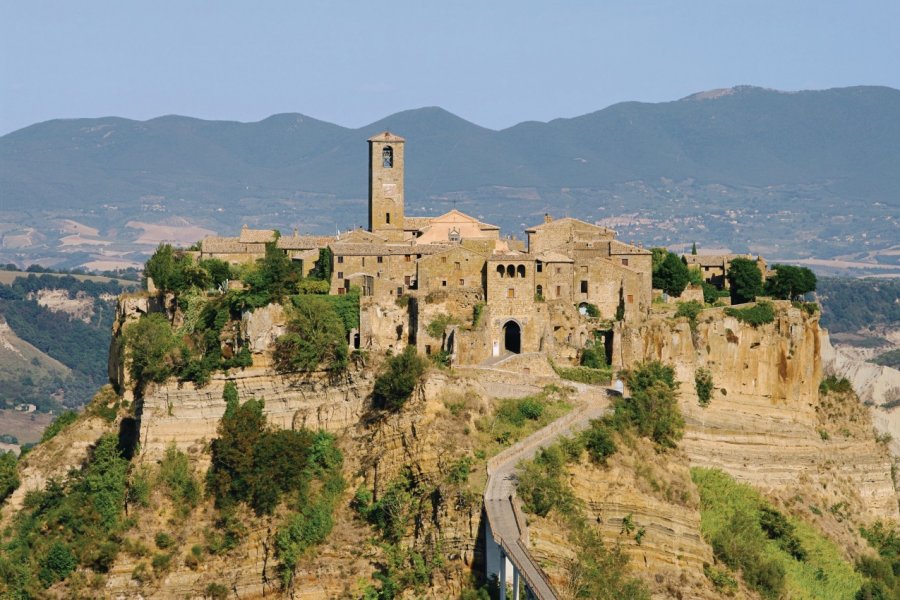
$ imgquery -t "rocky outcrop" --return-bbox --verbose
[618,302,898,520]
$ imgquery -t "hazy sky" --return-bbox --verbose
[2,1,898,135]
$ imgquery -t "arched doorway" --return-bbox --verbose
[502,320,521,354]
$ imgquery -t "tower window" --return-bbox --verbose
[382,146,393,168]
[386,212,391,224]
[580,280,588,293]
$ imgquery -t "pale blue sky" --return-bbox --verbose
[1,1,897,135]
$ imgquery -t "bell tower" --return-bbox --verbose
[368,131,405,241]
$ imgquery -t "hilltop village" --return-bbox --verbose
[195,132,763,368]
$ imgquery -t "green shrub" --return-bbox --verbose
[123,313,182,391]
[759,507,806,561]
[206,582,230,599]
[446,456,472,484]
[158,444,200,517]
[155,532,175,549]
[38,542,77,587]
[372,346,428,411]
[40,409,79,443]
[819,375,853,395]
[297,278,330,294]
[725,301,776,326]
[653,252,690,297]
[496,396,546,427]
[274,295,348,374]
[580,343,607,369]
[613,361,683,449]
[555,364,613,385]
[695,368,714,407]
[426,313,459,339]
[675,300,703,323]
[0,451,20,503]
[517,446,576,517]
[582,422,617,464]
[704,564,738,592]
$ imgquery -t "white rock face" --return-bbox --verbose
[821,330,900,407]
[241,303,286,353]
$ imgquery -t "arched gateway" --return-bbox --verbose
[502,320,521,354]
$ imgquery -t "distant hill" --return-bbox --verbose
[1,86,899,271]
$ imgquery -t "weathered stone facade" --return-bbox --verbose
[195,132,667,366]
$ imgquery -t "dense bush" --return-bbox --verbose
[0,433,131,594]
[725,301,776,326]
[158,445,200,517]
[123,313,183,389]
[695,368,714,407]
[555,364,612,385]
[273,295,349,374]
[0,450,20,502]
[517,445,577,517]
[582,422,616,464]
[819,375,853,395]
[580,342,607,369]
[613,361,683,449]
[372,347,428,411]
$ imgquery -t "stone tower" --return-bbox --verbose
[368,131,405,241]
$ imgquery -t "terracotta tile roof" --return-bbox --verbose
[524,216,615,235]
[609,240,651,255]
[683,254,753,267]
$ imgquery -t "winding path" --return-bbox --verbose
[483,383,612,599]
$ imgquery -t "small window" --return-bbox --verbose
[627,294,634,304]
[377,256,383,263]
[458,278,464,286]
[497,265,505,277]
[405,254,411,262]
[441,256,447,264]
[337,271,343,279]
[405,275,411,286]
[455,262,461,270]
[386,212,391,224]
[508,288,515,298]
[622,258,629,266]
[536,261,543,273]
[580,280,588,294]
[536,284,543,298]
[425,345,432,355]
[337,256,344,264]
[338,288,346,295]
[556,285,561,297]
[442,280,447,287]
[556,267,561,274]
[517,265,525,277]
[382,146,393,168]
[362,257,366,266]
[506,265,515,278]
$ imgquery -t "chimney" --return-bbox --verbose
[544,213,553,224]
[293,228,298,237]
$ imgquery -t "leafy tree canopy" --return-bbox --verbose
[727,258,763,304]
[653,252,690,297]
[765,264,817,300]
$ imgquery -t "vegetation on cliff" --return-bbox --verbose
[652,250,690,297]
[692,467,866,599]
[0,432,131,596]
[727,257,764,304]
[725,301,776,326]
[372,346,428,411]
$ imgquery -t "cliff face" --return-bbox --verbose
[619,302,897,521]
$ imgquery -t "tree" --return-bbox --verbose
[311,247,333,281]
[653,252,690,297]
[372,346,428,411]
[0,451,19,503]
[650,247,668,274]
[765,264,817,300]
[145,244,176,291]
[691,242,698,255]
[122,313,181,391]
[273,296,348,374]
[727,258,763,304]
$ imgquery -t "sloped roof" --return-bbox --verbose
[524,216,615,235]
[368,131,406,143]
[403,217,433,230]
[535,251,573,263]
[608,240,651,255]
[276,235,335,250]
[238,226,276,244]
[201,237,250,254]
[684,253,753,267]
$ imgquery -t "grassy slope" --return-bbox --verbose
[692,467,863,599]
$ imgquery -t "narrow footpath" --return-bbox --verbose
[483,382,612,600]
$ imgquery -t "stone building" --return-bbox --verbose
[683,253,767,289]
[198,131,660,367]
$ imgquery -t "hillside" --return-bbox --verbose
[1,86,899,273]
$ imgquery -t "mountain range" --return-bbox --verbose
[1,85,899,273]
